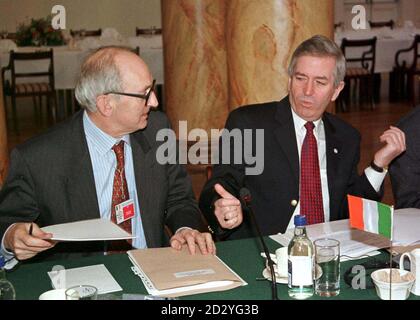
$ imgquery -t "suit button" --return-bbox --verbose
[291,200,298,207]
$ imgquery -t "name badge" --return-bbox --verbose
[115,199,135,224]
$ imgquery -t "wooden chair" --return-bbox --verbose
[1,49,57,134]
[369,20,395,29]
[135,27,162,36]
[393,34,420,106]
[70,28,102,37]
[338,37,377,111]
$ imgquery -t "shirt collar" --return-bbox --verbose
[290,107,323,135]
[83,111,130,156]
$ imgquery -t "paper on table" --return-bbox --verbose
[270,219,390,261]
[48,264,122,294]
[128,246,247,297]
[393,208,420,246]
[41,218,134,241]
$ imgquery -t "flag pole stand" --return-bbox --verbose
[389,240,393,300]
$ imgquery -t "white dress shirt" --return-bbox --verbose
[286,109,387,229]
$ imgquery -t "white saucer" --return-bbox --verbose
[262,265,323,283]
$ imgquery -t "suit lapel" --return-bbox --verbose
[63,112,100,221]
[273,98,299,185]
[323,114,343,220]
[130,131,154,246]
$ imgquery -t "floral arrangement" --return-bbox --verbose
[15,15,64,46]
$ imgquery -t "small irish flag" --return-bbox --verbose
[347,195,393,239]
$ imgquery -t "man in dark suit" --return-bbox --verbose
[199,35,406,240]
[0,46,214,264]
[390,106,420,209]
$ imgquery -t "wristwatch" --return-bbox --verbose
[370,160,387,173]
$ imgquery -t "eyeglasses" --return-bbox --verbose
[104,79,156,105]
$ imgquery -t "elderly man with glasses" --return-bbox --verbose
[0,46,215,266]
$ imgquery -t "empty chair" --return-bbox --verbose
[135,27,162,36]
[338,37,377,111]
[369,20,394,29]
[70,28,102,37]
[1,49,57,134]
[393,34,420,106]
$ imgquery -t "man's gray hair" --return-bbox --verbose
[75,46,133,112]
[287,35,346,87]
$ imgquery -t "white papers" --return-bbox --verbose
[393,208,420,246]
[41,218,134,241]
[47,264,122,294]
[270,219,390,261]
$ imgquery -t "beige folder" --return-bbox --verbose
[128,246,247,297]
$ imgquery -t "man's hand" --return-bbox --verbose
[170,228,216,255]
[373,126,406,168]
[4,223,55,260]
[213,183,243,229]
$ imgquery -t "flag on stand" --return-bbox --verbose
[347,195,393,239]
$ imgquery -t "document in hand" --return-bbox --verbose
[41,218,135,241]
[128,246,247,297]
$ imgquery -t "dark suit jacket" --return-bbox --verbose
[390,106,420,209]
[0,110,206,260]
[199,96,382,240]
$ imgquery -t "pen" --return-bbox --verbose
[29,223,33,236]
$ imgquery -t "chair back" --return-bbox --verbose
[341,37,377,74]
[70,28,102,37]
[369,20,394,29]
[136,27,162,36]
[395,34,420,71]
[9,49,55,91]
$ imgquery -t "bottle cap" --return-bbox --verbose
[0,255,5,268]
[294,215,307,226]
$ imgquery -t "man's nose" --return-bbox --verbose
[147,91,159,108]
[304,81,314,96]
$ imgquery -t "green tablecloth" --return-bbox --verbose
[5,237,417,300]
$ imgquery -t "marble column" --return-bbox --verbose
[0,84,8,187]
[162,0,229,136]
[226,0,334,110]
[161,0,334,133]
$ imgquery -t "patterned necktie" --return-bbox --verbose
[108,141,132,251]
[300,122,324,225]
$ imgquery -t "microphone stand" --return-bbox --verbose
[240,188,278,300]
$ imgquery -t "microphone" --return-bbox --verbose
[239,187,278,300]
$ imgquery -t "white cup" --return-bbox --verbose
[275,247,288,278]
[400,248,420,296]
[39,289,66,300]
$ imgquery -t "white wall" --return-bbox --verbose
[0,0,162,37]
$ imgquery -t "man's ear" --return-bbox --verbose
[331,81,345,102]
[96,95,114,117]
